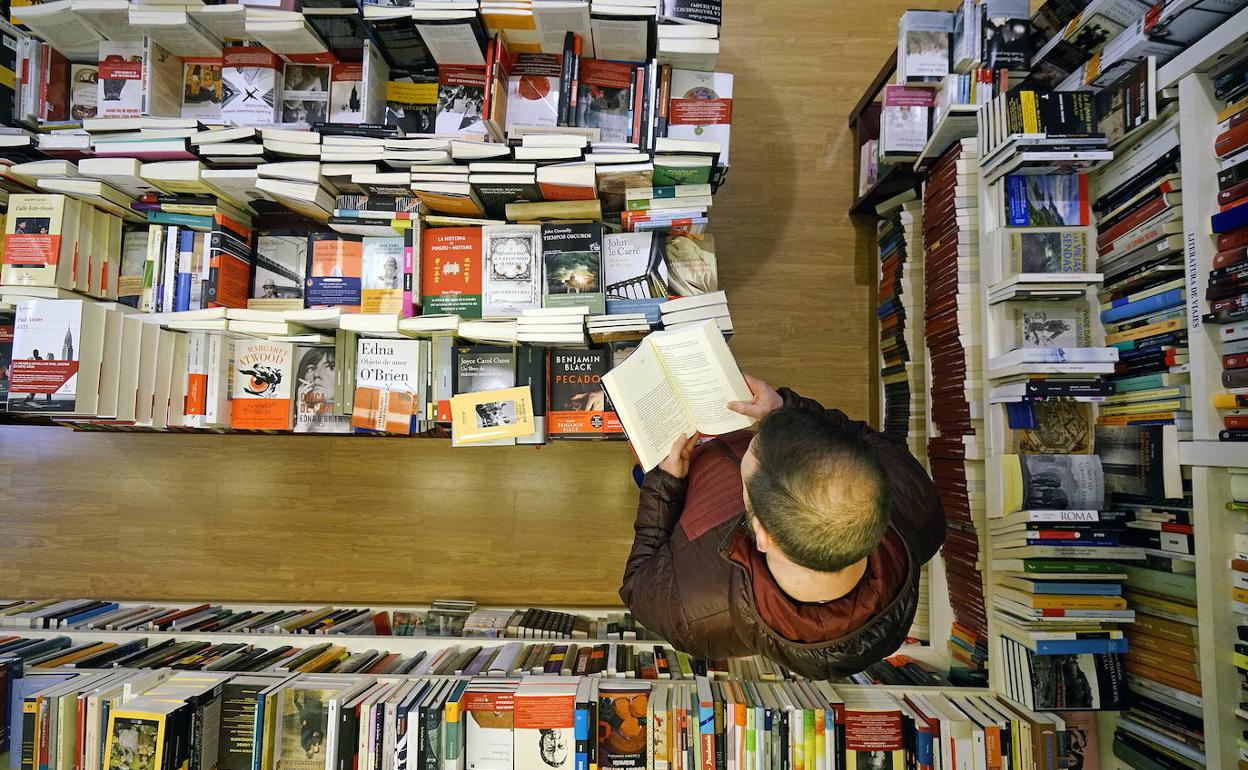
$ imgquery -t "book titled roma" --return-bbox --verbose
[450,385,535,445]
[229,339,294,430]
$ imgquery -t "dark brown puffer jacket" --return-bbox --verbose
[618,388,946,680]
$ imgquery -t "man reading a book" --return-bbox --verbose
[620,375,945,679]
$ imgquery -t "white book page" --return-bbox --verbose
[602,341,695,472]
[648,322,753,436]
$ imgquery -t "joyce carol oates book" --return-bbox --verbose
[421,226,483,318]
[293,345,351,434]
[601,321,752,471]
[351,338,421,435]
[452,344,516,446]
[1001,453,1105,513]
[602,231,670,323]
[542,223,604,314]
[548,348,619,439]
[7,299,106,416]
[230,339,295,430]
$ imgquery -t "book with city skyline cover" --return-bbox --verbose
[602,319,751,471]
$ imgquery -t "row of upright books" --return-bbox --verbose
[0,653,1099,770]
[876,191,926,463]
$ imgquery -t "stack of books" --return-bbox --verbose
[876,190,925,452]
[515,306,589,346]
[922,137,987,677]
[659,290,730,335]
[586,312,649,343]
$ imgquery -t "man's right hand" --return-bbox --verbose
[727,373,783,422]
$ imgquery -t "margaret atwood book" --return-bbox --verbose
[229,339,295,430]
[602,319,752,471]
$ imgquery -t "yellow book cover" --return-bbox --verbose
[296,646,347,673]
[1104,317,1184,345]
[450,385,535,444]
[274,688,338,770]
[104,707,169,770]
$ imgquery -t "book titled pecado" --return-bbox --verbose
[450,385,536,444]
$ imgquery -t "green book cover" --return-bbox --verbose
[146,211,214,229]
[1123,564,1197,602]
[652,161,713,187]
[1019,560,1120,574]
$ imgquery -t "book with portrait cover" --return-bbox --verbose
[352,338,422,434]
[229,339,294,430]
[7,299,105,416]
[281,63,330,126]
[547,348,620,440]
[293,345,351,433]
[542,223,604,314]
[421,226,483,317]
[1,194,79,289]
[250,234,307,311]
[360,235,406,314]
[1005,175,1091,227]
[273,687,337,770]
[513,679,577,770]
[482,224,541,318]
[452,344,516,446]
[385,73,438,134]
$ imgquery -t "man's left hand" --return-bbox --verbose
[657,433,701,479]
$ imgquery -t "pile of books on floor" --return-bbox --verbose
[0,653,1099,770]
[1208,54,1248,440]
[876,190,925,455]
[922,137,988,679]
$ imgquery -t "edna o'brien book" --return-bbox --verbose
[351,338,422,434]
[230,339,295,431]
[601,320,752,471]
[8,299,106,416]
[293,345,352,433]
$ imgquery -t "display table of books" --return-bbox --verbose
[0,0,735,442]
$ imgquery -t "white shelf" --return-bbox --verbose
[915,105,980,172]
[1179,441,1248,469]
[1157,5,1248,89]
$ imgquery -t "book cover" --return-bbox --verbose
[667,69,733,166]
[482,224,541,317]
[360,235,405,314]
[421,226,483,317]
[1005,175,1090,227]
[436,64,486,136]
[97,42,144,119]
[542,222,604,314]
[1002,453,1105,512]
[513,685,575,770]
[104,713,165,770]
[1009,303,1092,348]
[293,345,351,433]
[843,703,905,770]
[451,385,535,444]
[182,59,224,122]
[982,0,1030,71]
[880,85,933,157]
[222,46,282,125]
[576,59,637,144]
[900,9,952,78]
[281,64,330,125]
[1094,57,1153,147]
[505,53,561,134]
[8,300,87,414]
[548,348,618,439]
[0,316,12,407]
[597,685,648,769]
[603,231,670,322]
[250,234,307,311]
[229,339,294,430]
[664,232,717,297]
[452,344,516,446]
[329,62,365,123]
[305,232,363,312]
[274,688,335,770]
[1006,229,1090,274]
[385,74,437,134]
[2,194,75,288]
[463,687,515,770]
[1095,425,1171,500]
[351,338,421,434]
[70,64,97,121]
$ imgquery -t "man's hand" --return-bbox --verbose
[658,433,701,479]
[727,373,783,422]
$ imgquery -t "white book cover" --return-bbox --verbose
[329,61,365,123]
[71,63,99,121]
[222,46,282,126]
[666,69,733,165]
[1009,304,1092,349]
[900,10,952,79]
[293,344,352,433]
[351,338,422,434]
[281,63,330,125]
[463,687,516,770]
[97,42,145,119]
[360,236,405,315]
[482,225,541,317]
[512,684,576,770]
[8,299,102,415]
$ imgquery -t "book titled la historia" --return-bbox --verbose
[602,320,752,471]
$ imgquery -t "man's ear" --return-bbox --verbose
[752,517,773,553]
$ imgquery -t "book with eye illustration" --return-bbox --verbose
[229,339,294,431]
[602,320,752,471]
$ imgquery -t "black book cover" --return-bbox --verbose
[558,31,575,126]
[983,2,1031,71]
[1094,148,1180,213]
[1220,157,1248,192]
[665,0,721,25]
[470,178,543,220]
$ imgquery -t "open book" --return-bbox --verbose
[602,320,753,471]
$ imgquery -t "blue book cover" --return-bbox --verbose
[1027,582,1122,595]
[175,229,196,312]
[573,699,589,770]
[1006,174,1089,226]
[1100,288,1183,324]
[1033,637,1128,655]
[146,211,214,229]
[1212,199,1248,233]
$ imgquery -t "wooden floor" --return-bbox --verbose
[0,0,940,606]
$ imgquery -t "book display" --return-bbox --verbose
[0,0,736,442]
[856,2,1248,767]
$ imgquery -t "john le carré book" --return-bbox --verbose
[603,231,670,323]
[602,320,752,471]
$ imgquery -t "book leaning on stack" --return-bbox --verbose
[922,137,988,680]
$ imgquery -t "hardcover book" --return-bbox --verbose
[1005,175,1091,227]
[547,348,619,439]
[294,345,351,433]
[250,234,307,311]
[421,226,483,318]
[542,223,604,314]
[602,231,670,323]
[352,338,421,434]
[7,299,104,416]
[482,224,541,318]
[229,339,294,430]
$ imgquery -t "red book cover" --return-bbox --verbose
[371,611,391,635]
[419,226,483,317]
[1220,178,1248,208]
[1226,353,1248,370]
[1216,120,1248,159]
[1225,414,1248,430]
[1096,191,1174,251]
[1218,225,1248,252]
[1214,246,1248,269]
[38,45,70,122]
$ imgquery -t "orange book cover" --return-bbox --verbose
[229,340,294,430]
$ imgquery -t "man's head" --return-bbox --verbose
[740,408,891,574]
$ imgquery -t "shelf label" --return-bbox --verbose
[1185,227,1201,331]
